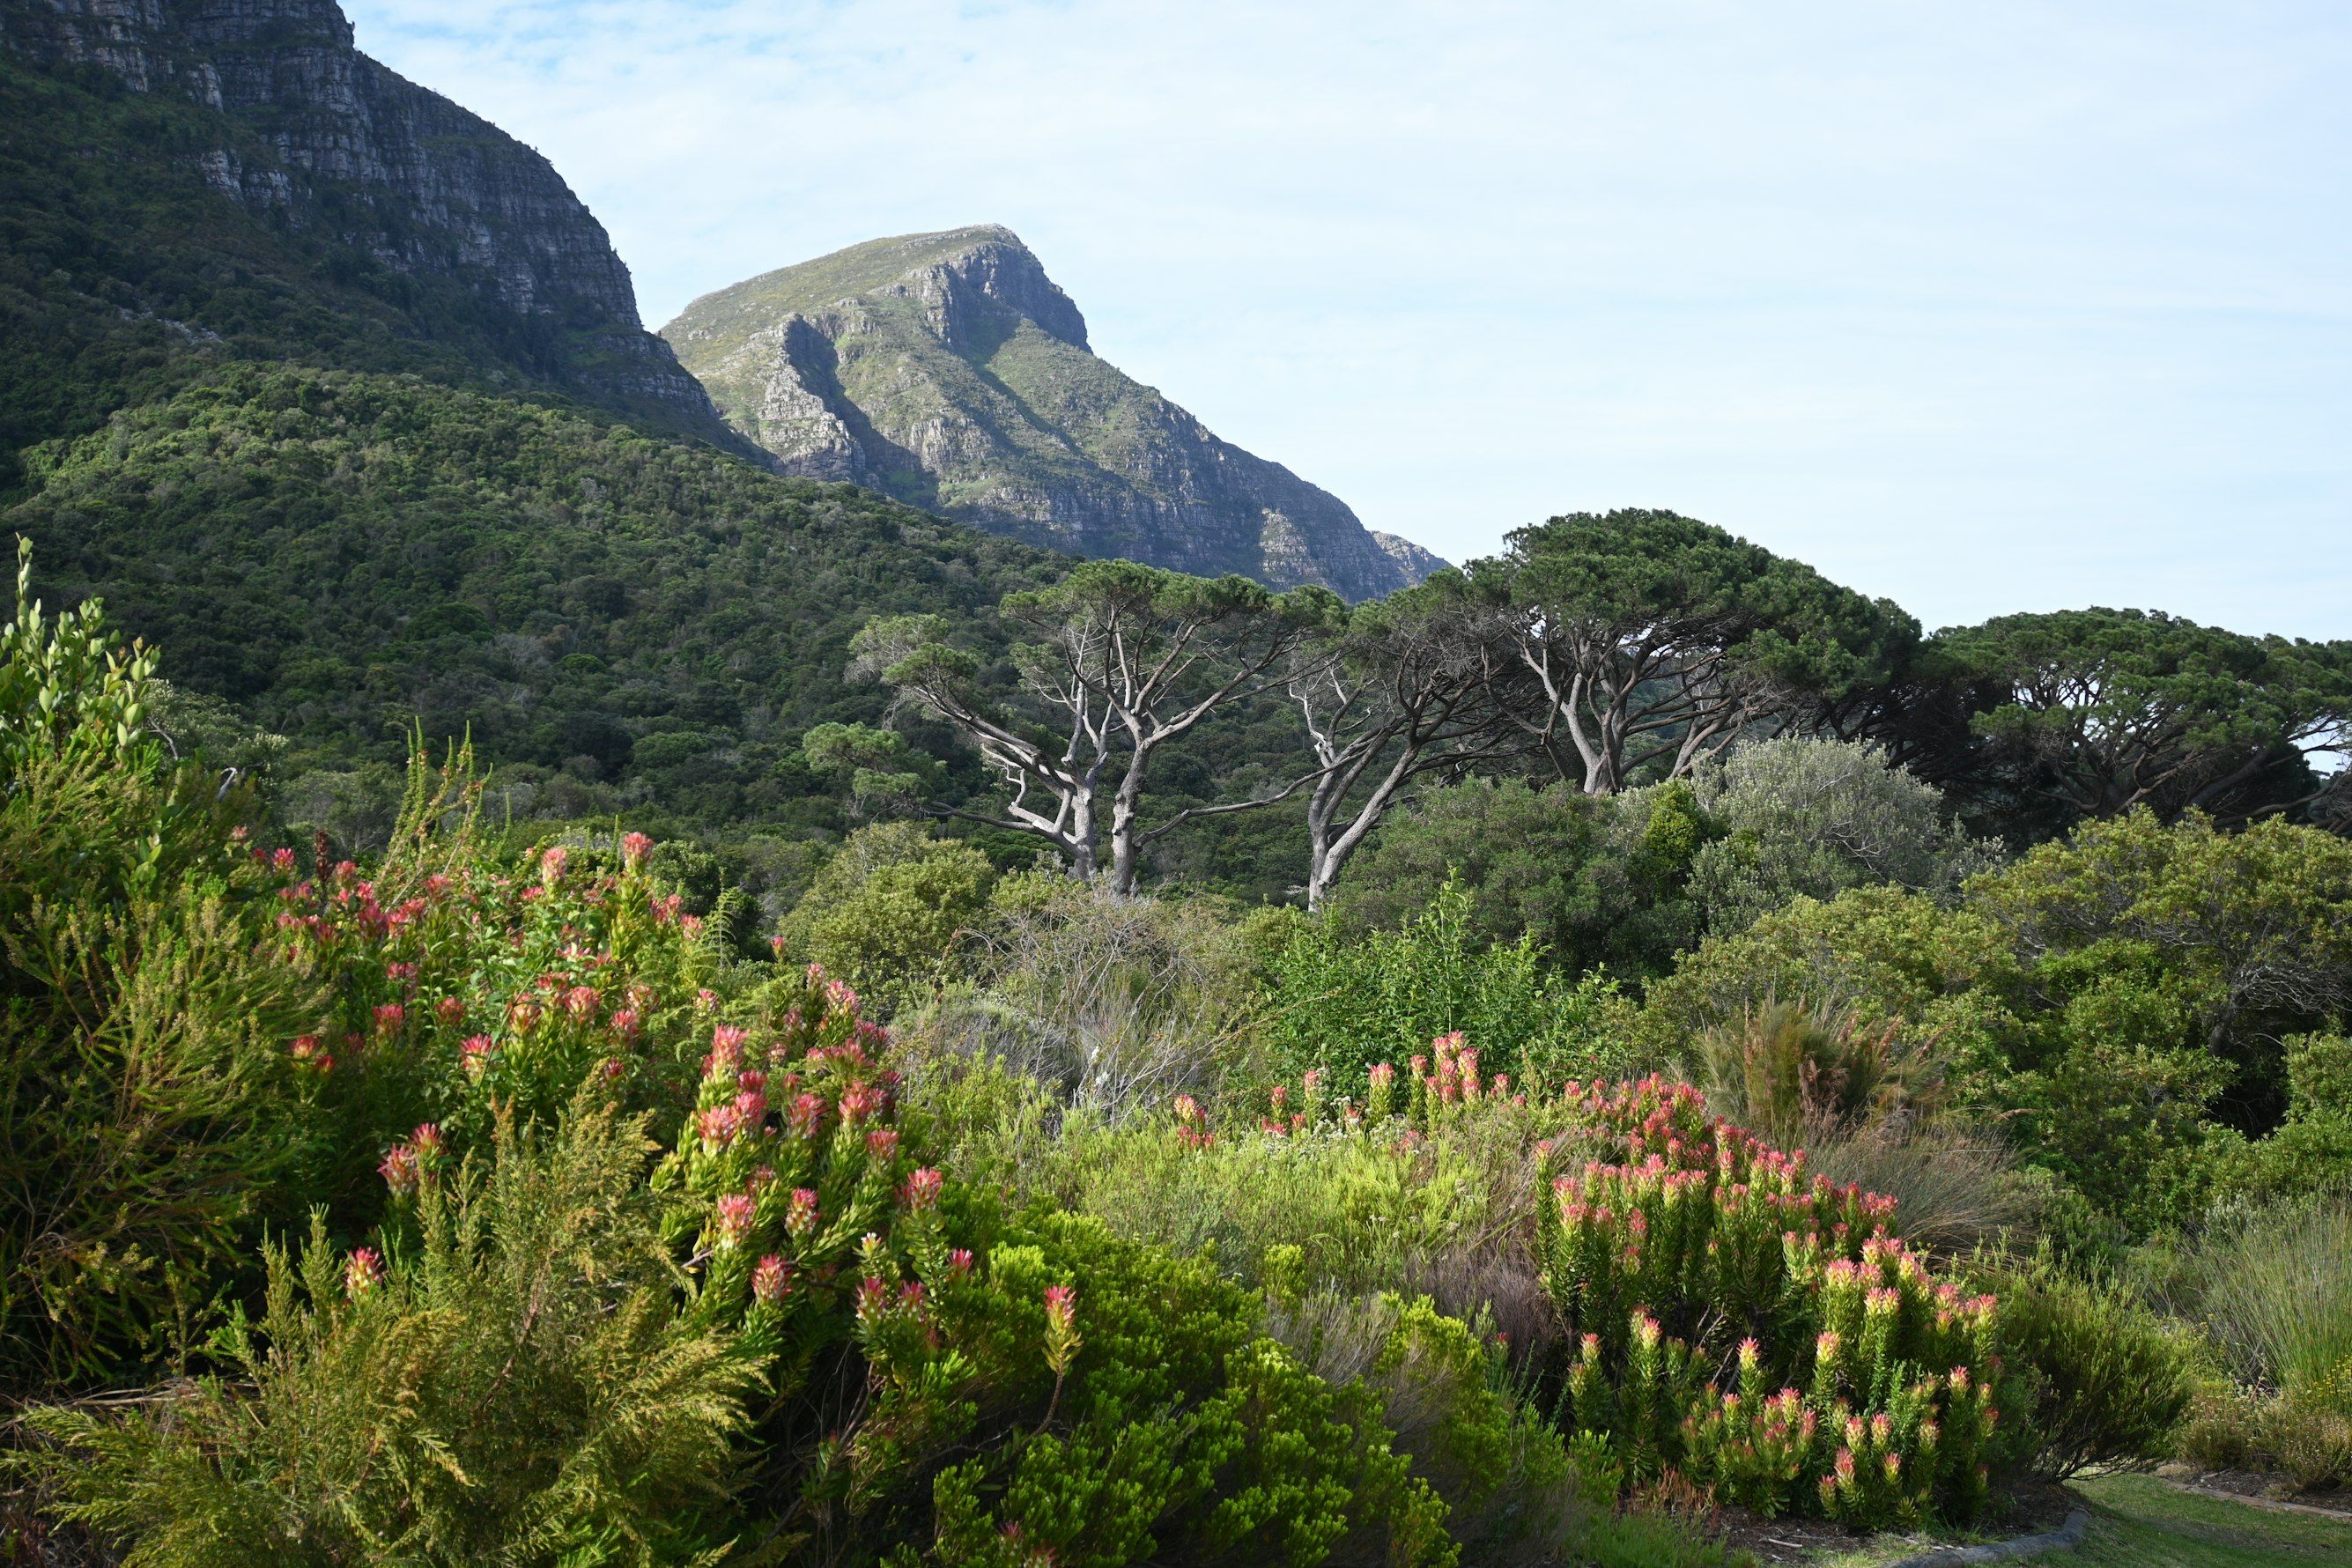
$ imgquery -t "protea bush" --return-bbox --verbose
[1218,1045,2021,1527]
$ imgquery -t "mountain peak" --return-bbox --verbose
[663,232,1445,600]
[676,225,1088,354]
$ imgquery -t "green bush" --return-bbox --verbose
[2192,1196,2352,1408]
[1966,1250,2200,1479]
[22,1094,751,1566]
[0,549,328,1385]
[774,822,995,1017]
[1265,876,1631,1098]
[1687,736,2001,937]
[1323,778,1712,981]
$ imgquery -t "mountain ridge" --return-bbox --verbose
[0,0,745,455]
[665,226,1446,601]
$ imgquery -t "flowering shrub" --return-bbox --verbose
[1204,1042,2021,1527]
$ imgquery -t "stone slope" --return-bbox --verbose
[1,0,735,443]
[664,226,1446,600]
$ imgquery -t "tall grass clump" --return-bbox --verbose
[2197,1196,2352,1403]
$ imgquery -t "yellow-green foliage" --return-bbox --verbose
[775,822,995,1016]
[1,547,329,1384]
[23,1096,751,1567]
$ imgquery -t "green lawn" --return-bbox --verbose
[2067,1475,2352,1566]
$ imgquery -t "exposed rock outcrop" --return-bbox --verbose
[2,0,732,439]
[665,226,1446,600]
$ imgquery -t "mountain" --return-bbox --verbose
[0,0,1065,847]
[0,0,748,474]
[663,226,1446,601]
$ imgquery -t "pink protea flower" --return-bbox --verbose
[706,1024,748,1078]
[1172,1093,1204,1127]
[373,1002,405,1036]
[855,1276,891,1323]
[901,1167,943,1210]
[695,1104,742,1150]
[621,831,654,869]
[379,1143,421,1194]
[609,1007,641,1039]
[949,1247,975,1277]
[786,1187,821,1240]
[713,1193,757,1250]
[385,961,419,982]
[507,998,542,1032]
[865,1127,900,1162]
[1368,1062,1395,1088]
[271,846,299,873]
[769,934,788,958]
[838,1081,881,1126]
[410,1123,445,1161]
[680,914,705,939]
[539,846,567,887]
[561,985,599,1019]
[1833,1447,1858,1488]
[344,1247,383,1297]
[694,986,718,1010]
[824,978,860,1015]
[460,1034,494,1078]
[434,996,466,1025]
[751,1253,794,1305]
[733,1086,768,1129]
[291,1034,324,1066]
[788,1091,825,1139]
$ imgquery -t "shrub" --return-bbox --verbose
[1687,737,2001,936]
[1683,996,1940,1143]
[1178,1053,2020,1529]
[1323,778,1712,981]
[902,873,1266,1121]
[21,1093,751,1565]
[773,822,995,1017]
[1965,1250,2199,1479]
[0,548,329,1386]
[1265,876,1632,1099]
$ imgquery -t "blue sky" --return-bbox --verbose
[341,1,2351,639]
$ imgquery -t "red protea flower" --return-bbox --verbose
[786,1187,820,1240]
[949,1247,975,1277]
[839,1081,881,1126]
[788,1091,825,1139]
[271,846,299,873]
[751,1253,794,1305]
[865,1127,900,1162]
[621,831,654,869]
[695,1104,742,1150]
[539,846,567,887]
[433,996,465,1025]
[901,1167,943,1210]
[824,978,860,1016]
[373,1002,405,1036]
[713,1192,757,1250]
[855,1276,891,1323]
[705,1024,747,1079]
[733,1086,768,1128]
[562,985,598,1019]
[460,1034,494,1078]
[1042,1284,1081,1375]
[385,961,419,982]
[344,1246,384,1297]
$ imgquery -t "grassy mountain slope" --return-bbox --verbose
[666,226,1446,601]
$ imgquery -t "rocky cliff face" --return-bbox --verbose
[2,0,729,437]
[664,227,1446,600]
